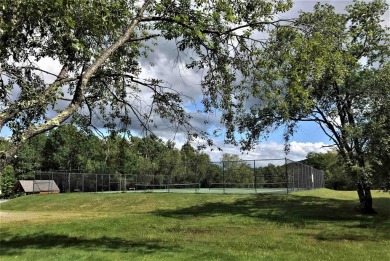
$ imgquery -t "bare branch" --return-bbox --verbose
[315,105,347,152]
[317,120,339,146]
[20,66,60,78]
[140,16,294,36]
[102,82,154,134]
[126,34,161,43]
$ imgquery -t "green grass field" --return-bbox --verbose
[0,189,389,261]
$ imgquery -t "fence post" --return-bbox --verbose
[51,172,53,194]
[68,172,70,193]
[311,167,314,190]
[222,161,225,194]
[300,164,303,190]
[291,163,295,192]
[254,160,257,194]
[168,174,171,193]
[285,158,289,194]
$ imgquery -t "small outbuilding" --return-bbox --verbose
[13,180,60,194]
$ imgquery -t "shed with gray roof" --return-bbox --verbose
[14,180,60,194]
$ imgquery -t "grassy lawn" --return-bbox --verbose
[0,189,389,261]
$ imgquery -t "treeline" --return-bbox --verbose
[1,125,388,195]
[0,125,289,195]
[1,125,213,179]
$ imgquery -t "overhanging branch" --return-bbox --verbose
[140,16,293,36]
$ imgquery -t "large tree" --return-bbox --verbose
[0,0,293,170]
[231,1,389,213]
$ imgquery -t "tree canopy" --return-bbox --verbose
[0,0,293,169]
[231,0,389,212]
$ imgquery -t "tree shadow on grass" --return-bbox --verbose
[154,195,390,242]
[0,233,181,256]
[154,194,390,229]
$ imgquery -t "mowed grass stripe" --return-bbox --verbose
[1,189,389,261]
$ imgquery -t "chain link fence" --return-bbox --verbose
[33,158,324,194]
[286,159,325,192]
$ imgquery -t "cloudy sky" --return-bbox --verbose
[135,35,334,162]
[140,0,389,162]
[155,0,389,162]
[1,0,389,162]
[134,0,356,161]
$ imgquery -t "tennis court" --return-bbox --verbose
[129,187,289,194]
[97,182,291,194]
[33,158,324,195]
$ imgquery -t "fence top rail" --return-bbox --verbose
[36,171,90,175]
[35,171,133,176]
[35,171,174,177]
[212,158,287,163]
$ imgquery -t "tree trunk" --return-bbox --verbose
[356,181,376,214]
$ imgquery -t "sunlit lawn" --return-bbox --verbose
[1,189,389,260]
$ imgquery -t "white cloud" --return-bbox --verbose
[195,139,332,163]
[35,57,63,83]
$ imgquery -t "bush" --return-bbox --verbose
[1,165,16,197]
